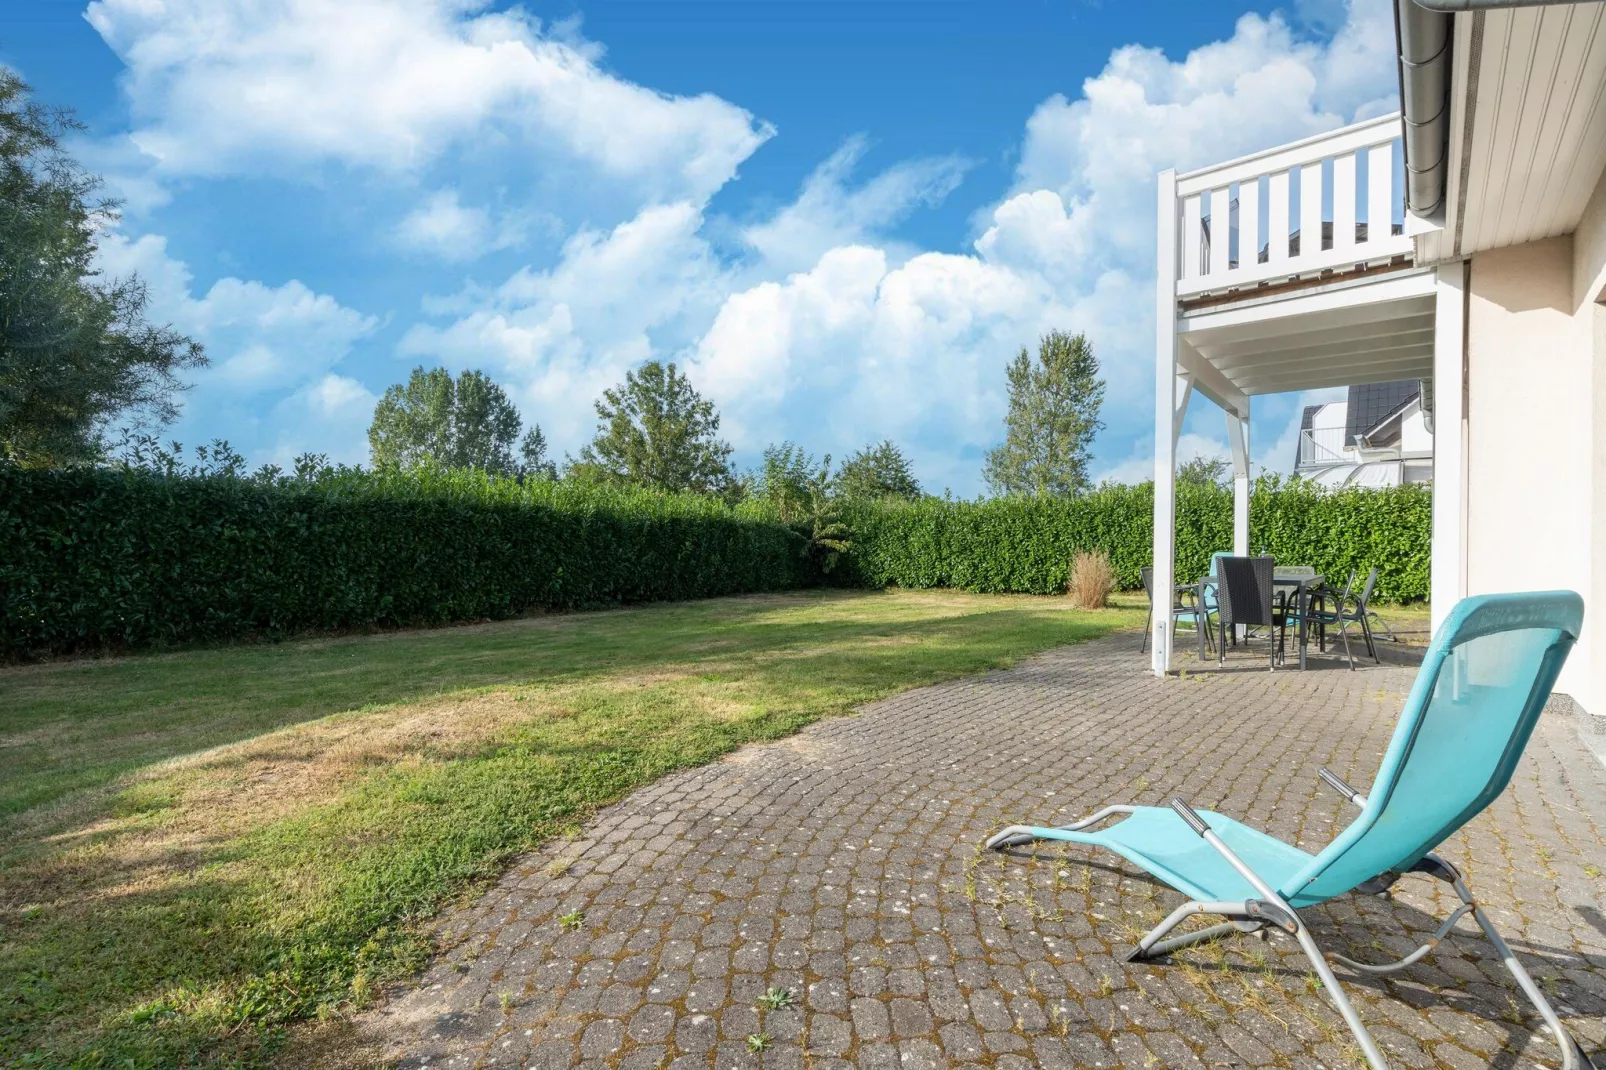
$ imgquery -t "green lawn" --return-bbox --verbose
[0,588,1141,1068]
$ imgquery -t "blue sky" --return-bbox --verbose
[4,0,1397,493]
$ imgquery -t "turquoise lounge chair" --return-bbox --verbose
[986,591,1587,1069]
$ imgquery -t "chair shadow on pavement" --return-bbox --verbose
[990,846,1605,1069]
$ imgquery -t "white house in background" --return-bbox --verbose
[1293,379,1434,487]
[1148,0,1606,719]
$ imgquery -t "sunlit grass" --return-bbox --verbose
[0,587,1140,1067]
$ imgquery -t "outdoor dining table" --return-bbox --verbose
[1193,568,1324,669]
[1274,570,1324,670]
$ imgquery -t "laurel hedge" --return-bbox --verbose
[0,464,813,656]
[0,465,1430,657]
[840,478,1431,603]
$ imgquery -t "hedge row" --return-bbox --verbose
[0,465,813,655]
[0,466,1431,657]
[840,479,1431,603]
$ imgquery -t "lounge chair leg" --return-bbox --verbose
[1125,900,1259,962]
[1464,897,1584,1069]
[1290,923,1392,1070]
[1129,919,1252,961]
[1327,855,1585,1070]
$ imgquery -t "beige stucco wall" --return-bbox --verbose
[1578,167,1606,718]
[1463,161,1606,713]
[1466,235,1591,705]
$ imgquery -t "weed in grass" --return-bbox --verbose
[757,986,795,1011]
[747,1033,772,1053]
[1500,998,1526,1025]
[559,911,586,931]
[1585,863,1601,878]
[961,845,983,903]
[498,991,513,1012]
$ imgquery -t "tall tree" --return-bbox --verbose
[751,441,819,521]
[367,366,527,473]
[1177,456,1231,487]
[983,330,1105,497]
[834,440,921,501]
[0,73,206,466]
[518,425,557,480]
[575,360,734,493]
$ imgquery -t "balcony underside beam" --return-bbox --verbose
[1208,332,1434,376]
[1176,342,1249,420]
[1191,314,1433,362]
[1231,348,1436,390]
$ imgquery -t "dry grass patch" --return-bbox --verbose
[1,587,1140,1067]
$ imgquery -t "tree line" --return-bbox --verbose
[366,359,931,509]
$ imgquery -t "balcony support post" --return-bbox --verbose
[1227,407,1250,557]
[1431,261,1468,634]
[1152,168,1180,676]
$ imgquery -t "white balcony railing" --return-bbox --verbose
[1296,427,1352,468]
[1174,114,1412,300]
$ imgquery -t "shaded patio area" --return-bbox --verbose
[328,633,1606,1069]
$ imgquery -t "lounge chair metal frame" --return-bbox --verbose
[986,591,1589,1070]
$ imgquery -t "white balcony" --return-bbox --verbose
[1295,426,1351,469]
[1148,113,1462,676]
[1174,113,1412,302]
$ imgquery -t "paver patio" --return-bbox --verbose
[346,633,1606,1070]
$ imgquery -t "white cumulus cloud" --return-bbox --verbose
[88,0,1399,490]
[93,230,378,460]
[85,0,773,203]
[676,1,1395,490]
[400,201,732,450]
[395,188,539,262]
[741,136,972,274]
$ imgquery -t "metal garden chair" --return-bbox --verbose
[986,591,1587,1070]
[1140,565,1214,655]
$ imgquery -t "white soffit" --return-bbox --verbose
[1449,3,1606,259]
[1178,272,1435,397]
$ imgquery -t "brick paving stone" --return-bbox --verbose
[350,634,1606,1068]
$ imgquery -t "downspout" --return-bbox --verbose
[1412,0,1577,9]
[1394,0,1453,219]
[1394,0,1579,220]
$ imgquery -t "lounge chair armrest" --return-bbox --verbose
[1170,797,1288,906]
[1318,767,1368,808]
[1169,797,1211,837]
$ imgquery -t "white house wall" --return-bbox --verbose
[1575,163,1606,721]
[1465,195,1606,712]
[1398,402,1433,456]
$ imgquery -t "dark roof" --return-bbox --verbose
[1346,380,1420,444]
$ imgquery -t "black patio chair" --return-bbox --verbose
[1214,556,1286,668]
[1304,568,1378,670]
[1141,566,1215,655]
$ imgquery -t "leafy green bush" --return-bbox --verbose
[839,478,1430,603]
[0,464,813,656]
[0,466,1430,657]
